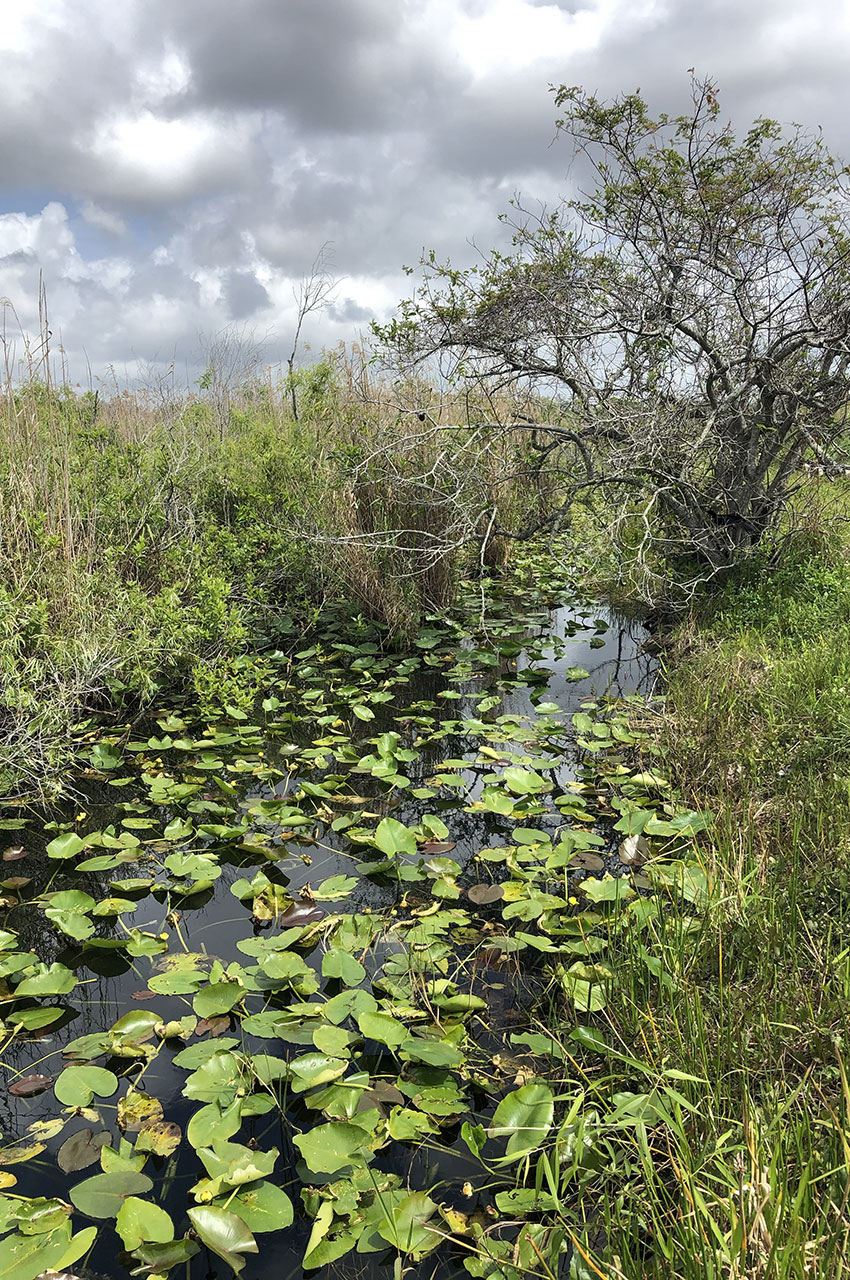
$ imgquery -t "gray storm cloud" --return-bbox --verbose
[0,0,847,382]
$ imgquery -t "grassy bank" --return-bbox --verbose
[566,527,850,1279]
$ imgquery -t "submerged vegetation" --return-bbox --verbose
[3,75,850,1280]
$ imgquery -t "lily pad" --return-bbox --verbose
[69,1171,154,1218]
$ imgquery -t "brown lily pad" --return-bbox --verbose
[2,847,28,862]
[8,1074,53,1097]
[131,990,158,1001]
[278,899,325,927]
[195,1016,231,1038]
[573,852,606,871]
[57,1128,112,1173]
[1,877,30,889]
[421,841,457,855]
[467,883,504,905]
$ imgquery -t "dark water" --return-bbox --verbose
[0,603,656,1280]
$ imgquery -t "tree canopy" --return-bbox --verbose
[379,78,850,595]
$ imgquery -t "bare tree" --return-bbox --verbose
[378,78,850,599]
[199,323,265,439]
[287,244,339,420]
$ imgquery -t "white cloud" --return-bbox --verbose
[85,111,256,203]
[79,202,126,237]
[1,0,850,382]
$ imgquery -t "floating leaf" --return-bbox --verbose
[57,1128,111,1173]
[288,1053,347,1094]
[278,899,325,927]
[312,875,358,900]
[503,767,548,795]
[116,1195,174,1251]
[118,1090,163,1132]
[136,1120,182,1156]
[619,833,650,866]
[357,1009,408,1048]
[467,883,503,905]
[45,833,85,860]
[187,1205,258,1273]
[15,963,76,997]
[211,1181,293,1233]
[375,1191,441,1258]
[375,816,417,857]
[69,1170,154,1218]
[54,1066,118,1108]
[193,982,243,1018]
[322,949,365,986]
[0,1141,45,1165]
[8,1075,53,1097]
[294,1121,374,1175]
[489,1082,555,1160]
[131,1239,200,1273]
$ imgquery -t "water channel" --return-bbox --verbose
[0,597,657,1280]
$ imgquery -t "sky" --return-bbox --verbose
[1,0,849,387]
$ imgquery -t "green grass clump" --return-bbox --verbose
[520,527,850,1279]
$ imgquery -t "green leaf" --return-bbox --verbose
[183,1051,243,1105]
[288,1053,347,1094]
[293,1121,373,1175]
[376,1191,441,1258]
[311,874,359,900]
[6,1006,64,1030]
[479,786,515,815]
[193,981,243,1018]
[322,948,365,986]
[90,743,123,770]
[0,1229,71,1280]
[14,963,76,997]
[131,1239,200,1272]
[357,1009,408,1048]
[211,1181,293,1234]
[503,767,548,795]
[187,1099,243,1149]
[375,816,417,857]
[54,1065,118,1107]
[580,874,634,905]
[116,1196,174,1251]
[400,1037,465,1068]
[45,832,85,860]
[69,1171,154,1218]
[187,1205,258,1273]
[489,1082,554,1160]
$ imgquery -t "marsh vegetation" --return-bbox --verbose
[2,78,850,1280]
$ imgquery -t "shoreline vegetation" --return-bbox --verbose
[4,74,850,1280]
[1,354,849,1277]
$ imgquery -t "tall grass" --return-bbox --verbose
[0,338,543,798]
[543,521,850,1278]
